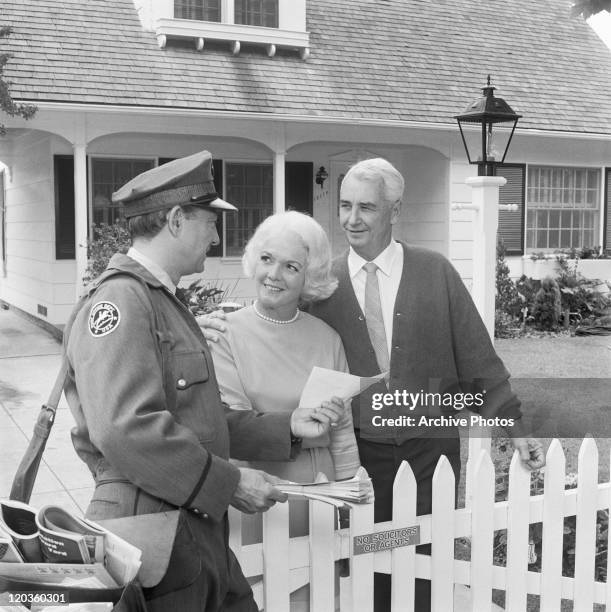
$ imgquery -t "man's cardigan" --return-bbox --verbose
[309,243,523,444]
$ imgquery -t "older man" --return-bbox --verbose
[309,157,545,611]
[63,151,344,612]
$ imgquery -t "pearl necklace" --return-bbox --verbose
[253,301,300,324]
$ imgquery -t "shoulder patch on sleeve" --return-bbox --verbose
[88,301,121,337]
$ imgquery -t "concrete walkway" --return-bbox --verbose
[0,308,93,514]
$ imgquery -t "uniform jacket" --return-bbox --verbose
[64,254,294,522]
[309,242,523,444]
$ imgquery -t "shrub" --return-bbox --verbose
[531,277,562,331]
[83,222,131,284]
[495,242,523,337]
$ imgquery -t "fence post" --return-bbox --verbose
[391,461,418,612]
[262,502,290,611]
[470,450,495,611]
[540,439,565,611]
[505,451,531,611]
[348,499,375,611]
[309,500,335,611]
[574,437,598,610]
[431,455,456,612]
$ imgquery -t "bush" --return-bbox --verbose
[532,277,562,331]
[83,222,131,284]
[495,242,523,337]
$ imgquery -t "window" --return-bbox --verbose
[235,0,278,27]
[91,158,155,226]
[174,0,220,21]
[526,166,601,250]
[224,163,273,257]
[54,156,76,260]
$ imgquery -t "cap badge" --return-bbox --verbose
[89,301,121,337]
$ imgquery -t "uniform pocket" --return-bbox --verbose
[172,350,209,390]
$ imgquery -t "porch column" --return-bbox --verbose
[73,142,88,299]
[273,150,286,214]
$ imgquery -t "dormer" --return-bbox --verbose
[133,0,310,59]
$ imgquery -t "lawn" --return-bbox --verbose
[457,332,611,611]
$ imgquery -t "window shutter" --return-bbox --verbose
[605,168,611,251]
[285,162,313,216]
[54,155,76,260]
[495,164,525,255]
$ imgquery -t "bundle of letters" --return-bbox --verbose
[277,467,374,506]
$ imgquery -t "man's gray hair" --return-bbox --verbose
[243,211,338,303]
[343,158,405,204]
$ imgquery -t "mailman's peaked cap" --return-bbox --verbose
[112,150,237,218]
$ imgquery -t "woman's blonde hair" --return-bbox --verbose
[242,211,338,303]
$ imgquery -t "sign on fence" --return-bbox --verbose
[353,525,420,555]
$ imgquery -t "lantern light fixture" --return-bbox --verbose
[315,166,328,188]
[455,76,521,176]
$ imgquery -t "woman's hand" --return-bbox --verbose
[291,397,345,439]
[196,310,227,343]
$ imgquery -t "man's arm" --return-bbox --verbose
[444,260,546,470]
[67,279,241,521]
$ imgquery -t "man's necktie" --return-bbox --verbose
[363,262,390,373]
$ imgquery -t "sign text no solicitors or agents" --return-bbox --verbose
[353,526,420,555]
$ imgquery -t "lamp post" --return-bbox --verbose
[454,78,521,505]
[454,76,521,338]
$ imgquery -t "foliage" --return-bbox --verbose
[179,280,240,316]
[556,257,611,323]
[83,222,131,284]
[0,26,37,134]
[532,277,562,331]
[571,0,611,18]
[495,242,524,337]
[555,245,611,260]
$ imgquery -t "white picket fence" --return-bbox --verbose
[228,437,611,611]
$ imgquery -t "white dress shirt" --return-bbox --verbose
[127,247,176,294]
[347,240,403,355]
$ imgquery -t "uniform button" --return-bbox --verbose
[193,508,200,514]
[177,378,187,388]
[396,312,402,317]
[202,513,209,519]
[358,315,364,321]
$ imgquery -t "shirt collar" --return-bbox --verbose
[127,247,176,294]
[348,240,402,279]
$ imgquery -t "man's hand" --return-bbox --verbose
[505,418,546,470]
[230,468,288,514]
[291,397,345,439]
[196,310,226,343]
[511,437,546,470]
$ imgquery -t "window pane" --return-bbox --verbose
[235,0,278,27]
[91,158,154,226]
[526,166,601,252]
[225,162,273,257]
[174,0,220,21]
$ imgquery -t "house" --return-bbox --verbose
[0,0,610,326]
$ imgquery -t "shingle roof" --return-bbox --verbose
[2,0,611,134]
